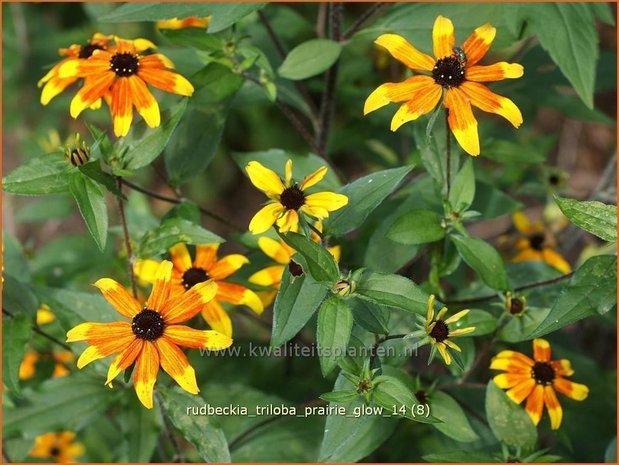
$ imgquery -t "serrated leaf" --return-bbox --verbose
[349,298,389,335]
[528,255,617,338]
[69,172,108,251]
[279,232,339,284]
[138,218,224,257]
[448,158,475,212]
[387,209,445,245]
[555,196,617,242]
[354,269,429,313]
[372,375,439,424]
[317,296,353,376]
[452,235,509,291]
[278,39,342,80]
[3,154,69,195]
[78,161,124,197]
[430,391,478,442]
[327,166,413,236]
[2,315,32,394]
[120,399,160,462]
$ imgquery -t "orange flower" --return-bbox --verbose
[57,37,194,137]
[30,431,84,463]
[38,33,112,106]
[491,338,589,429]
[134,244,263,337]
[364,16,524,156]
[156,16,211,29]
[67,260,232,408]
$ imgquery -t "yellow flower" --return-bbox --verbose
[364,16,524,156]
[414,295,475,365]
[30,431,85,463]
[490,338,589,430]
[156,16,211,29]
[67,260,232,409]
[512,211,571,274]
[245,159,348,234]
[134,244,263,338]
[37,304,56,325]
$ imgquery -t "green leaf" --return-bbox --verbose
[120,99,188,171]
[387,209,445,245]
[138,218,224,258]
[448,158,475,212]
[2,275,38,316]
[528,255,617,338]
[278,39,342,80]
[78,161,123,197]
[2,315,32,394]
[422,450,497,462]
[317,296,353,376]
[166,64,243,184]
[372,375,439,424]
[279,232,339,284]
[355,269,429,313]
[430,391,479,442]
[2,233,31,282]
[162,202,201,224]
[555,196,617,242]
[120,398,160,462]
[471,181,522,220]
[591,2,615,25]
[69,172,109,252]
[508,3,598,108]
[3,154,69,195]
[320,390,359,403]
[206,3,267,33]
[3,374,119,438]
[349,298,389,335]
[327,166,413,236]
[485,381,537,451]
[449,309,497,337]
[452,235,509,291]
[158,386,231,462]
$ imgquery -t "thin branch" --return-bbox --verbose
[155,392,185,463]
[370,333,407,365]
[3,308,71,351]
[341,2,387,41]
[2,442,12,463]
[445,108,452,195]
[120,179,244,232]
[116,178,138,298]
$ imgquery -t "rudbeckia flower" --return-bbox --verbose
[134,244,263,337]
[364,16,524,156]
[30,432,85,463]
[156,16,211,29]
[409,295,475,365]
[512,211,571,273]
[67,260,232,409]
[19,350,74,380]
[38,33,112,106]
[19,351,39,380]
[36,303,56,325]
[491,338,589,429]
[57,37,194,137]
[246,159,349,234]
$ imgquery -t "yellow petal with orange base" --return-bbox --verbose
[161,280,218,324]
[460,81,523,128]
[146,260,173,311]
[553,377,589,401]
[493,372,529,389]
[195,244,220,269]
[390,82,442,131]
[201,299,233,337]
[209,254,249,280]
[544,385,563,429]
[138,68,194,96]
[76,333,136,369]
[374,34,435,71]
[445,87,480,156]
[155,337,199,394]
[133,341,160,409]
[70,72,115,118]
[164,325,232,350]
[533,338,551,362]
[541,247,572,273]
[169,243,193,272]
[111,77,133,137]
[506,378,535,404]
[525,384,544,424]
[432,16,455,59]
[217,282,264,314]
[94,278,142,318]
[128,75,161,128]
[365,75,436,115]
[249,265,285,288]
[466,62,524,82]
[461,23,496,66]
[66,321,133,343]
[105,338,144,386]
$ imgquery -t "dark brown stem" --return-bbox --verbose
[2,308,71,351]
[340,2,387,41]
[116,178,138,298]
[119,179,244,232]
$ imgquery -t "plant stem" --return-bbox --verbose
[340,2,387,41]
[445,108,452,196]
[116,178,138,298]
[2,308,71,350]
[2,443,12,463]
[370,333,407,365]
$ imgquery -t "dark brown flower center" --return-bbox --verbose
[532,361,555,385]
[509,297,525,315]
[529,233,546,251]
[279,185,305,210]
[78,42,104,59]
[432,56,466,88]
[182,267,209,289]
[288,260,304,277]
[415,389,428,404]
[110,52,139,77]
[429,320,449,342]
[50,446,61,457]
[548,174,560,186]
[357,379,371,393]
[132,309,165,340]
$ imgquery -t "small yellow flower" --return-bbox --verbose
[364,16,524,156]
[490,338,589,430]
[134,244,263,338]
[156,16,211,29]
[245,159,348,235]
[512,211,571,273]
[67,260,232,409]
[36,304,56,325]
[30,431,85,463]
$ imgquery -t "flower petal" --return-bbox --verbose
[445,87,480,156]
[364,75,436,115]
[543,386,563,430]
[301,166,328,191]
[128,75,160,128]
[493,372,528,389]
[276,209,300,233]
[200,299,233,337]
[257,237,294,264]
[374,34,435,71]
[111,77,133,137]
[209,254,249,280]
[506,378,536,405]
[553,377,589,401]
[461,23,496,66]
[139,53,175,70]
[444,309,469,324]
[512,211,533,234]
[551,359,574,377]
[164,325,232,350]
[541,248,572,274]
[41,76,77,105]
[134,259,162,286]
[432,16,455,60]
[525,384,544,425]
[146,260,173,312]
[161,280,218,324]
[169,243,193,272]
[138,68,194,96]
[285,159,293,187]
[426,294,435,322]
[436,342,452,365]
[93,278,142,318]
[245,161,285,198]
[466,62,524,82]
[155,337,199,394]
[216,282,264,314]
[448,327,475,337]
[70,72,115,119]
[249,265,285,288]
[460,81,522,128]
[249,203,285,234]
[133,341,160,409]
[513,248,544,264]
[390,82,442,131]
[304,192,349,216]
[76,334,136,369]
[533,338,551,362]
[195,244,220,269]
[105,338,144,386]
[494,350,535,366]
[67,322,133,343]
